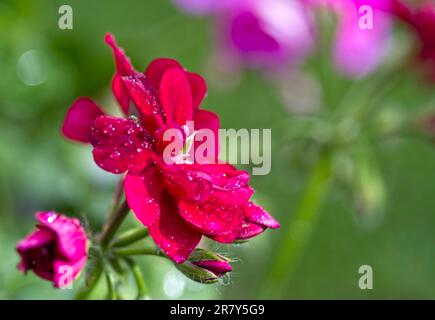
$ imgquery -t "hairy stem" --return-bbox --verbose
[75,259,103,300]
[125,258,148,299]
[112,246,162,257]
[111,227,149,248]
[105,270,117,300]
[76,179,130,299]
[100,201,130,249]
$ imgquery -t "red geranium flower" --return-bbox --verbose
[62,34,279,263]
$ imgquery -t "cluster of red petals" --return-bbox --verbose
[16,212,88,287]
[62,34,279,263]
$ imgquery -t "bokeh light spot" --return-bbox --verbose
[16,50,47,86]
[163,269,186,298]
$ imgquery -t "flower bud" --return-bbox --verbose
[16,211,88,288]
[175,248,232,284]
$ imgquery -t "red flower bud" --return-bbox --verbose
[16,212,88,288]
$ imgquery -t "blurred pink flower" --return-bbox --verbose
[16,212,88,288]
[311,0,394,78]
[174,0,314,70]
[173,0,231,14]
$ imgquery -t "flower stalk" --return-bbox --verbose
[100,201,131,249]
[75,259,103,300]
[76,188,132,299]
[105,270,117,300]
[125,258,148,299]
[111,227,149,248]
[260,152,332,298]
[112,246,161,257]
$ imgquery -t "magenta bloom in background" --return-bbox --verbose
[174,0,314,70]
[173,0,231,14]
[310,0,394,78]
[16,212,88,288]
[174,0,398,77]
[334,0,392,77]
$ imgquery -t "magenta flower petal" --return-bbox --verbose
[178,200,244,236]
[145,58,183,90]
[16,228,55,274]
[334,16,391,77]
[121,73,161,117]
[89,116,153,174]
[231,11,280,53]
[124,167,163,227]
[193,109,220,163]
[192,260,232,277]
[330,0,392,77]
[112,74,132,115]
[16,212,88,287]
[193,110,219,133]
[17,239,56,281]
[220,0,314,69]
[212,187,254,207]
[163,165,214,203]
[179,163,250,189]
[121,73,165,134]
[237,221,265,240]
[162,163,252,206]
[148,193,201,263]
[105,33,135,76]
[105,33,136,114]
[243,202,280,229]
[16,227,54,253]
[210,224,244,243]
[53,256,87,288]
[36,212,87,262]
[159,68,193,126]
[187,72,207,109]
[62,98,104,143]
[193,164,252,206]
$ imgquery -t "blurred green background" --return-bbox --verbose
[1,0,435,299]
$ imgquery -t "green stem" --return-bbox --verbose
[112,246,161,257]
[111,227,149,248]
[125,258,148,299]
[76,179,129,299]
[100,201,130,249]
[104,270,117,300]
[108,257,125,276]
[260,152,332,298]
[110,178,124,216]
[75,260,103,300]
